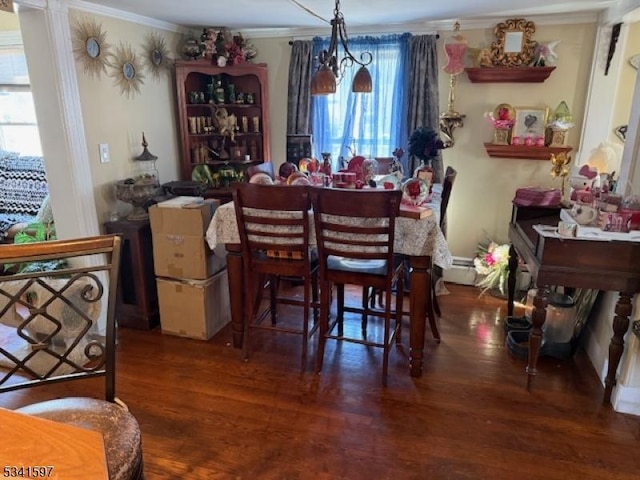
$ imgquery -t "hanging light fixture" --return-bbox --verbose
[310,0,372,95]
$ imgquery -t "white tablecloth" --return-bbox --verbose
[206,185,453,269]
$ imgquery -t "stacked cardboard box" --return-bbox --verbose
[149,197,230,340]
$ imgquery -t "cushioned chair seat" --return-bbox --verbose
[16,397,144,480]
[328,256,388,276]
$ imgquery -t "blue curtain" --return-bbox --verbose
[311,34,410,171]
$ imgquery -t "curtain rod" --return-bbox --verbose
[288,33,439,45]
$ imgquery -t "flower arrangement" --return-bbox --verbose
[201,27,257,67]
[473,240,513,296]
[408,127,445,163]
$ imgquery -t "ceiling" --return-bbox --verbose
[80,0,620,32]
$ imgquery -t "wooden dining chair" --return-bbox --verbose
[431,166,458,319]
[310,188,404,386]
[233,183,319,371]
[366,166,457,342]
[0,235,145,480]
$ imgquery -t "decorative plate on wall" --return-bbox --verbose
[110,42,145,98]
[72,18,112,78]
[143,32,171,80]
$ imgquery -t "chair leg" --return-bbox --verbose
[432,276,442,318]
[243,271,253,362]
[395,270,404,344]
[382,287,393,387]
[316,280,331,374]
[312,271,319,325]
[269,275,279,325]
[337,284,345,336]
[427,273,441,343]
[301,275,310,373]
[361,286,369,334]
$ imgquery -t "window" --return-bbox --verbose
[0,41,42,156]
[311,34,409,167]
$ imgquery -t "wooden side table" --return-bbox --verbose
[105,218,159,330]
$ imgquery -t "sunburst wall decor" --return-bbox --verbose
[143,32,171,81]
[72,17,112,78]
[110,42,145,99]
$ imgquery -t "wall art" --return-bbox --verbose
[110,42,145,98]
[72,17,112,78]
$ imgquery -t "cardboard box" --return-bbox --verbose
[149,198,225,280]
[157,269,231,340]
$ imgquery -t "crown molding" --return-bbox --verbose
[246,11,601,39]
[12,2,610,40]
[66,0,188,34]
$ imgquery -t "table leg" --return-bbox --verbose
[408,255,431,377]
[527,285,550,391]
[225,244,244,348]
[603,292,633,405]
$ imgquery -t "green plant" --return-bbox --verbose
[4,221,67,274]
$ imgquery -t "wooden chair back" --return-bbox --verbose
[309,188,402,291]
[440,166,457,232]
[233,183,312,277]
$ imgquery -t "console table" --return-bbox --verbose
[507,204,640,404]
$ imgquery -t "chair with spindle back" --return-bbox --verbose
[310,188,404,386]
[233,183,319,371]
[0,235,145,480]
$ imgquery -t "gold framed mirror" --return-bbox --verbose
[490,18,536,66]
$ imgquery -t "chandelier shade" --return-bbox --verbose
[311,65,337,95]
[352,66,372,93]
[311,0,372,95]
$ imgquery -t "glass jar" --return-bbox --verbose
[525,289,576,343]
[546,293,576,343]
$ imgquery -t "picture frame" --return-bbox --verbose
[512,106,549,143]
[490,18,536,67]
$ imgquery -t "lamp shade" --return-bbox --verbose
[311,65,337,95]
[352,66,372,93]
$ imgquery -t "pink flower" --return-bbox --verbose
[484,253,496,266]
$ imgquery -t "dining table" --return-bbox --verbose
[206,184,453,377]
[0,407,109,479]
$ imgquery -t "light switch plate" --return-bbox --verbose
[99,143,110,163]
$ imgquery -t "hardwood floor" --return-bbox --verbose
[2,283,639,479]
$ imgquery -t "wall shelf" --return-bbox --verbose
[465,66,556,83]
[484,143,573,160]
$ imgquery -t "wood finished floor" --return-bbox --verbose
[1,283,639,480]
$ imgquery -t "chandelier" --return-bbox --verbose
[310,0,373,95]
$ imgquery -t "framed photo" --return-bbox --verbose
[512,106,549,143]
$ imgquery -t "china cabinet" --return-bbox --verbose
[174,60,270,201]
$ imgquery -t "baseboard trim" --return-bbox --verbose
[442,257,531,290]
[613,385,640,416]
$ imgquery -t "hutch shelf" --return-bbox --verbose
[484,143,573,160]
[175,60,270,200]
[465,66,556,83]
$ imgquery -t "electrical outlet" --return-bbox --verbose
[99,143,110,163]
